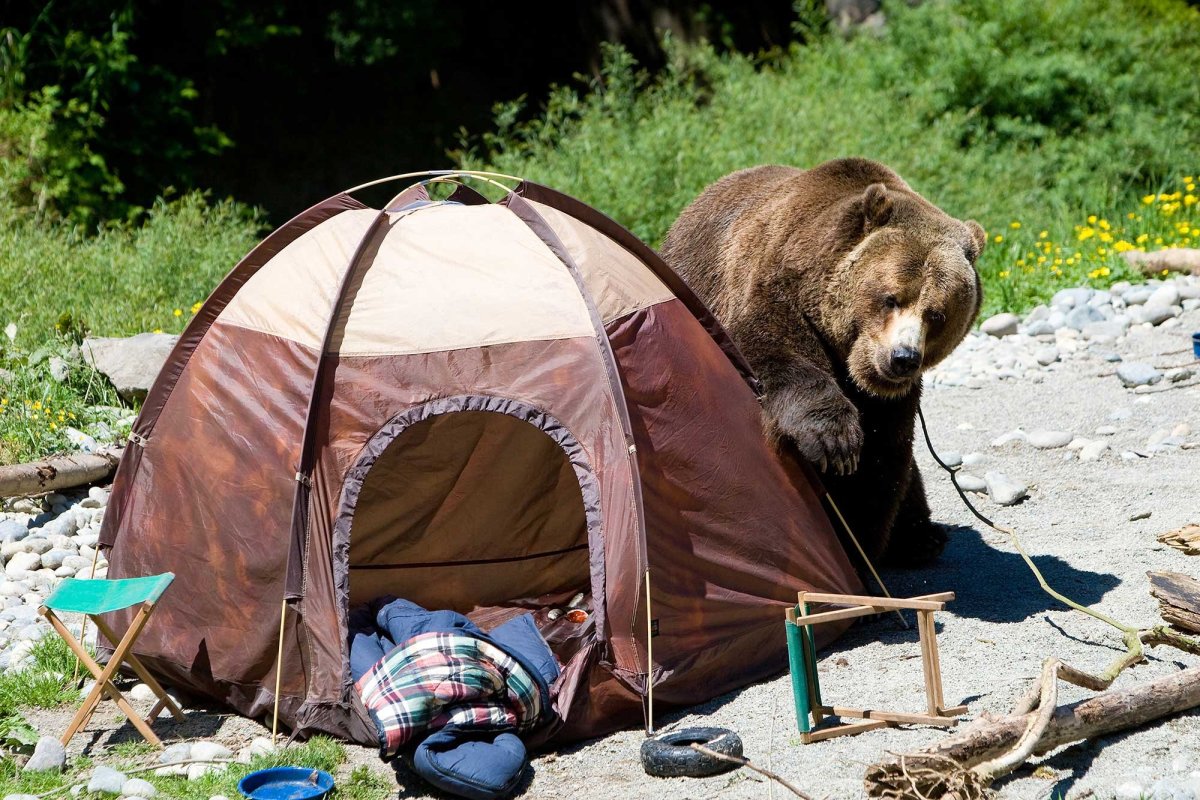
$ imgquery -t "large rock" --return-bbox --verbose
[81,334,178,402]
[23,736,66,772]
[0,520,28,545]
[1117,363,1163,388]
[980,313,1020,338]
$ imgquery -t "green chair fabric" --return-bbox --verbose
[43,573,175,615]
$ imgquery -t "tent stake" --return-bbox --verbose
[645,567,655,735]
[271,598,287,744]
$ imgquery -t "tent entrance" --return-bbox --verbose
[341,402,599,629]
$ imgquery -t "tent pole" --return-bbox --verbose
[645,567,655,735]
[271,598,288,744]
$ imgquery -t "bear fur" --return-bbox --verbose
[661,158,985,565]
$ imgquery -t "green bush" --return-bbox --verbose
[463,0,1200,316]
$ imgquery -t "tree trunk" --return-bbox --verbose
[0,448,123,498]
[864,665,1200,798]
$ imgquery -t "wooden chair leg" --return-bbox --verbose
[92,613,185,722]
[917,611,940,716]
[922,611,947,713]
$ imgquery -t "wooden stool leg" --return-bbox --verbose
[917,611,942,716]
[92,615,185,722]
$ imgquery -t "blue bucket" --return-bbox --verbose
[1193,332,1200,360]
[238,767,335,800]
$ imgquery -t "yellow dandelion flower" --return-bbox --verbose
[1185,195,1198,206]
[1127,212,1136,219]
[1097,247,1108,256]
[68,412,76,420]
[1098,219,1111,231]
[1037,255,1047,264]
[1038,230,1049,239]
[0,398,5,406]
[1136,233,1149,243]
[173,308,183,317]
[32,401,42,411]
[998,270,1010,278]
[1016,259,1026,266]
[1098,231,1113,243]
[1142,194,1156,204]
[1188,183,1197,192]
[1087,215,1097,224]
[152,328,163,334]
[1066,257,1075,265]
[1155,237,1164,244]
[993,234,1004,243]
[1077,227,1095,241]
[1114,240,1134,252]
[1162,269,1170,276]
[1010,221,1021,229]
[1100,267,1111,277]
[49,422,57,431]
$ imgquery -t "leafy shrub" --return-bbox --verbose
[463,0,1200,315]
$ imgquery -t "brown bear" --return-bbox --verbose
[661,158,985,565]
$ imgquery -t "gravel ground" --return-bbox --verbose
[12,291,1200,800]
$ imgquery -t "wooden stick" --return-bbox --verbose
[690,744,816,799]
[864,664,1200,794]
[800,592,953,611]
[816,706,960,727]
[0,448,122,497]
[803,719,889,742]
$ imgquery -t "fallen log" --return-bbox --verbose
[864,664,1200,798]
[1149,571,1200,635]
[0,447,123,498]
[1121,247,1200,276]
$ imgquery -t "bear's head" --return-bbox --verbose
[825,182,985,398]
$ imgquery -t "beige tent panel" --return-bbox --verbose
[526,200,674,323]
[220,204,596,355]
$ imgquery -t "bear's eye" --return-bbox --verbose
[927,310,946,325]
[883,295,899,310]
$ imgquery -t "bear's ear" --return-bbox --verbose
[861,183,893,230]
[965,220,987,259]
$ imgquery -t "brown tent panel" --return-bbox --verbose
[98,173,862,744]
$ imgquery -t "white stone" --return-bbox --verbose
[1028,430,1073,449]
[990,429,1027,447]
[5,552,41,578]
[956,474,987,494]
[130,682,157,703]
[122,778,156,798]
[187,763,226,781]
[961,452,984,467]
[980,313,1020,337]
[1034,346,1059,366]
[1114,781,1148,800]
[23,736,66,772]
[936,450,962,468]
[1146,283,1181,308]
[190,741,233,762]
[1080,441,1109,462]
[1173,423,1192,437]
[87,765,126,795]
[1117,362,1162,388]
[159,742,192,764]
[87,486,109,505]
[1166,367,1194,383]
[985,472,1028,506]
[248,737,276,757]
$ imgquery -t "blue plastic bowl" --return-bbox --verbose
[1193,332,1200,360]
[237,767,335,800]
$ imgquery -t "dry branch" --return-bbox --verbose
[0,448,122,498]
[864,664,1200,798]
[1149,571,1200,634]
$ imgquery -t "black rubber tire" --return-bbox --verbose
[640,727,743,778]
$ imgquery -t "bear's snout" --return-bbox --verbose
[889,346,922,377]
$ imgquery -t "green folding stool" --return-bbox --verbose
[39,572,184,747]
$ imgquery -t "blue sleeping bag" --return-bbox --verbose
[348,598,560,800]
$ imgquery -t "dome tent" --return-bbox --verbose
[97,171,862,743]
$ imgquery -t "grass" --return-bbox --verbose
[0,191,261,463]
[0,734,393,800]
[463,0,1200,318]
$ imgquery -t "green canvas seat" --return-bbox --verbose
[39,572,184,747]
[44,573,175,615]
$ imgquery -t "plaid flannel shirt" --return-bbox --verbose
[355,631,544,759]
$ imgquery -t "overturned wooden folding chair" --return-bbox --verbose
[38,572,184,747]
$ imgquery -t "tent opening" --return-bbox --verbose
[346,408,594,642]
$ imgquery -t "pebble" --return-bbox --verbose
[961,452,984,467]
[1130,510,1153,521]
[937,450,962,468]
[980,313,1020,337]
[23,736,66,772]
[1166,367,1194,383]
[1080,440,1109,462]
[158,742,192,764]
[991,429,1027,447]
[122,779,157,798]
[1117,362,1163,388]
[956,474,987,493]
[1146,284,1181,308]
[0,520,28,544]
[190,741,234,762]
[1028,430,1073,449]
[187,763,227,781]
[1034,346,1059,365]
[87,765,127,795]
[985,472,1028,506]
